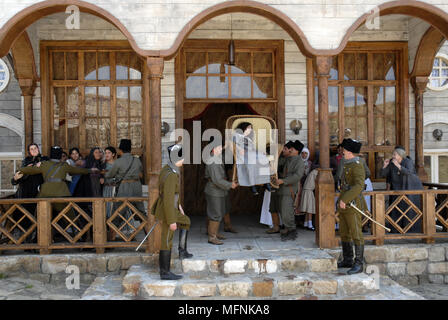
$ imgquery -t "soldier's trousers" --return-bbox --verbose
[160,212,191,251]
[279,195,296,230]
[205,194,229,222]
[339,209,364,246]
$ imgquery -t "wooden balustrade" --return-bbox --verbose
[0,197,150,254]
[2,190,448,253]
[330,189,448,246]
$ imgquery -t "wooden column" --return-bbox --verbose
[146,57,164,253]
[19,78,36,150]
[315,56,337,248]
[411,76,429,183]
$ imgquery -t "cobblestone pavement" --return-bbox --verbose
[404,284,448,300]
[0,276,89,300]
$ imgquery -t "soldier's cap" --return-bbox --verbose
[119,139,132,152]
[284,141,294,149]
[50,146,63,160]
[341,138,362,154]
[168,144,184,160]
[291,140,305,153]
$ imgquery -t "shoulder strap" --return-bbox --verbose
[43,162,61,181]
[117,157,135,182]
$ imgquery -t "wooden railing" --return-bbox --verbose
[0,197,152,254]
[333,189,448,245]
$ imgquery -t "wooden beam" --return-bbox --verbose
[315,55,337,248]
[146,57,164,254]
[411,76,429,183]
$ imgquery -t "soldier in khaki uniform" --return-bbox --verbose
[152,144,192,280]
[18,146,98,241]
[266,141,293,234]
[277,140,305,241]
[337,138,367,275]
[18,146,97,208]
[204,144,238,245]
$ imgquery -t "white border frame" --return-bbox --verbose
[424,149,448,183]
[0,58,10,93]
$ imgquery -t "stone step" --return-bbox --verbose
[81,273,424,300]
[122,264,379,299]
[167,248,337,275]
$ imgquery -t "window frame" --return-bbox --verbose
[427,53,448,91]
[0,58,11,93]
[424,149,448,183]
[40,41,144,156]
[308,42,409,182]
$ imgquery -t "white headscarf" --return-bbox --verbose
[301,147,310,163]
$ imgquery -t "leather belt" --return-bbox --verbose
[121,179,139,183]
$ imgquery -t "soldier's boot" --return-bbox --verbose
[208,221,224,245]
[347,244,364,275]
[223,213,238,233]
[159,250,182,280]
[266,213,280,234]
[337,242,354,268]
[178,229,193,259]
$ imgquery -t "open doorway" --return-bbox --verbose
[183,103,266,217]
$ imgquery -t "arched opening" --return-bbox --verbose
[0,0,143,57]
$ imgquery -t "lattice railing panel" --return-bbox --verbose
[0,203,37,245]
[51,202,92,244]
[385,195,423,234]
[435,197,448,230]
[107,200,147,242]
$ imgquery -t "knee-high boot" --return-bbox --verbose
[159,250,182,280]
[347,244,364,275]
[223,213,238,233]
[337,242,354,268]
[178,229,193,259]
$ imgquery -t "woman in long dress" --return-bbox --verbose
[102,146,117,240]
[233,122,272,195]
[300,168,319,230]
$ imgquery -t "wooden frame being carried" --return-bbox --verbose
[225,114,281,186]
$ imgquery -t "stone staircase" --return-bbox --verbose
[80,248,425,300]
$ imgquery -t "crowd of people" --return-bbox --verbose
[11,139,144,244]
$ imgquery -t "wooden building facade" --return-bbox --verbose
[1,0,448,252]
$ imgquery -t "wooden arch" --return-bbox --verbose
[338,1,448,56]
[0,0,144,58]
[410,26,445,78]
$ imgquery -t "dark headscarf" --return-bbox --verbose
[85,147,105,170]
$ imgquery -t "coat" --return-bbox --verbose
[18,160,89,198]
[152,165,181,225]
[337,158,367,213]
[12,155,49,199]
[105,153,143,198]
[278,155,305,196]
[204,156,233,197]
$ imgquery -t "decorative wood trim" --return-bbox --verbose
[306,58,315,161]
[410,26,445,78]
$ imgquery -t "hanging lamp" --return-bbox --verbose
[228,14,235,66]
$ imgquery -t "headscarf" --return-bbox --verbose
[301,147,310,162]
[85,147,105,170]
